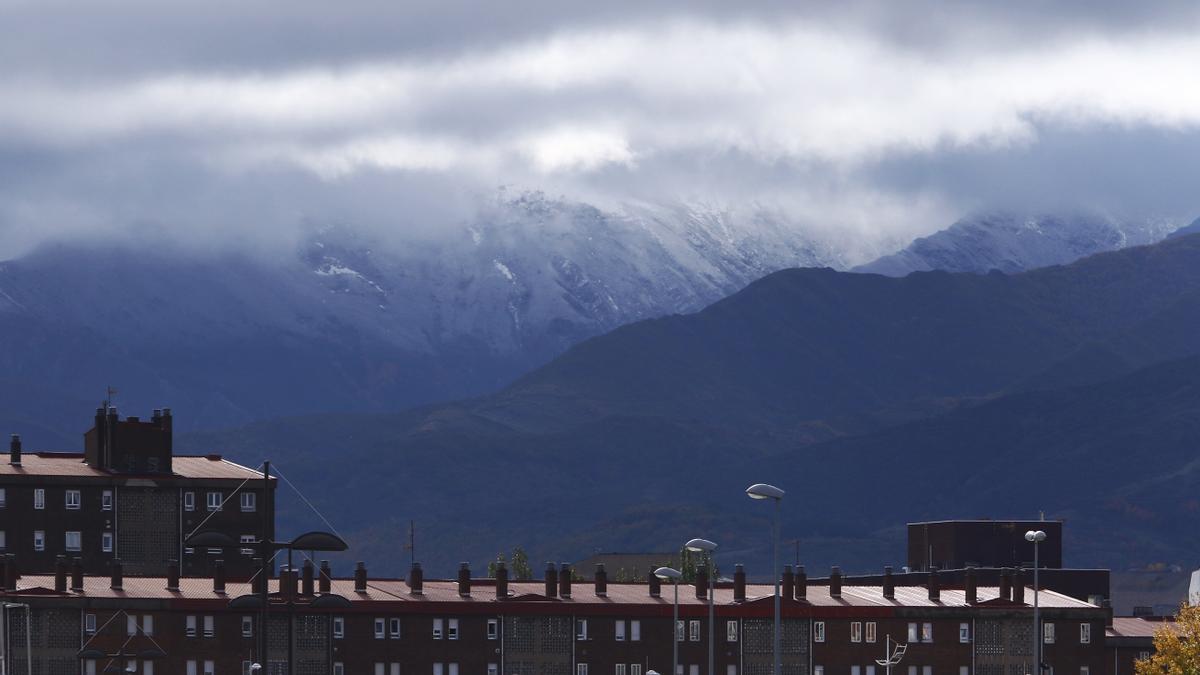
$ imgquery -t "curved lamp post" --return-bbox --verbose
[747,483,785,675]
[685,539,718,675]
[1025,530,1047,675]
[655,567,683,675]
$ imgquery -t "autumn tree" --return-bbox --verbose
[1135,603,1199,675]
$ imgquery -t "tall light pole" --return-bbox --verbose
[1025,530,1047,675]
[656,567,683,675]
[747,483,785,675]
[685,539,718,675]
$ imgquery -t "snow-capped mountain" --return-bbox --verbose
[0,192,871,446]
[854,211,1185,276]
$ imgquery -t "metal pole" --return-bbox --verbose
[772,498,781,675]
[1033,543,1040,675]
[1,602,6,675]
[23,606,29,675]
[672,580,679,675]
[287,549,294,675]
[262,460,271,675]
[707,551,714,675]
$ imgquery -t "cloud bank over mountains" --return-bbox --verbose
[1,1,1199,257]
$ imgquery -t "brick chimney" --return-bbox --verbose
[319,560,332,594]
[354,562,367,594]
[1013,568,1025,604]
[302,559,314,596]
[829,566,842,598]
[648,569,661,597]
[594,564,608,597]
[999,568,1012,600]
[110,559,123,590]
[407,562,423,595]
[72,557,84,592]
[252,558,267,594]
[5,554,16,589]
[781,565,794,600]
[544,562,558,598]
[459,563,472,596]
[882,566,894,599]
[734,564,746,602]
[796,565,807,600]
[213,559,227,595]
[167,559,180,591]
[282,565,298,599]
[696,564,709,599]
[0,555,8,591]
[927,566,940,602]
[559,564,572,598]
[495,562,509,599]
[8,434,20,466]
[54,555,67,593]
[964,566,977,605]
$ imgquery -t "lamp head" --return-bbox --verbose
[654,566,682,581]
[746,483,785,500]
[1024,530,1046,543]
[685,538,718,553]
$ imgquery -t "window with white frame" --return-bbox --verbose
[814,621,825,643]
[851,621,862,643]
[375,664,385,675]
[333,664,344,675]
[183,491,195,511]
[907,623,918,642]
[203,616,214,638]
[333,616,345,638]
[725,667,734,675]
[101,490,113,510]
[487,618,498,639]
[727,620,738,642]
[616,666,626,675]
[375,618,386,639]
[615,620,626,641]
[1080,623,1091,644]
[85,614,97,633]
[690,666,699,675]
[433,664,443,675]
[145,664,154,675]
[907,667,916,675]
[66,490,81,509]
[689,620,700,641]
[391,618,402,638]
[206,492,222,511]
[242,616,253,638]
[240,492,256,512]
[102,532,113,553]
[33,530,44,551]
[185,616,197,637]
[242,662,253,675]
[391,665,400,675]
[1080,668,1089,675]
[852,667,861,675]
[239,535,256,555]
[577,665,588,675]
[577,619,589,640]
[1044,623,1055,644]
[959,668,969,675]
[85,661,96,675]
[488,666,498,675]
[633,666,643,675]
[128,615,138,636]
[631,620,641,641]
[676,620,684,642]
[203,661,214,675]
[922,667,932,675]
[66,531,81,551]
[0,531,5,550]
[143,615,154,636]
[813,668,823,675]
[0,488,5,507]
[1137,652,1150,661]
[433,618,444,639]
[34,489,44,509]
[448,618,459,640]
[866,667,875,675]
[959,623,970,643]
[921,623,933,643]
[186,662,196,675]
[675,666,682,675]
[448,664,458,675]
[866,622,876,643]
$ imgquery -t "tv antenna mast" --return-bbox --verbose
[875,635,907,675]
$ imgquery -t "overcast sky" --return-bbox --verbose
[2,0,1199,257]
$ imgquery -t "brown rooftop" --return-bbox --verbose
[0,452,266,481]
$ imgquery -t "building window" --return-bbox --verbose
[186,616,197,638]
[726,620,738,642]
[959,623,970,643]
[725,668,734,675]
[488,666,498,675]
[577,665,588,675]
[376,665,385,675]
[333,664,344,675]
[1137,653,1149,661]
[907,623,918,643]
[632,620,641,641]
[184,492,195,511]
[0,488,5,507]
[85,614,97,634]
[240,492,256,512]
[615,620,626,641]
[102,532,114,553]
[851,621,862,643]
[375,618,386,639]
[242,616,253,638]
[814,668,824,675]
[66,490,81,509]
[814,621,825,643]
[187,662,196,675]
[33,530,45,551]
[959,668,968,675]
[391,665,400,675]
[390,618,402,638]
[577,619,589,640]
[128,614,138,636]
[1080,668,1089,675]
[66,531,82,551]
[143,615,154,636]
[0,530,5,550]
[676,620,684,642]
[433,664,444,675]
[634,667,644,675]
[487,618,498,640]
[206,492,222,511]
[1080,623,1091,644]
[242,663,254,675]
[852,667,860,675]
[240,535,256,556]
[448,618,459,640]
[1044,623,1055,644]
[203,661,214,675]
[101,490,113,510]
[333,617,345,639]
[34,489,44,510]
[448,665,458,675]
[866,621,877,643]
[922,668,932,675]
[616,666,626,675]
[203,616,214,638]
[85,661,97,675]
[433,618,444,639]
[689,620,700,641]
[921,623,933,643]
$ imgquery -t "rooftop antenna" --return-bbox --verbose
[103,385,119,410]
[403,520,415,568]
[875,634,907,675]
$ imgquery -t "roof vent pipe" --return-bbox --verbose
[407,562,423,595]
[795,565,807,600]
[781,565,793,600]
[54,555,67,593]
[964,565,977,605]
[544,562,558,598]
[166,559,180,592]
[1013,568,1025,604]
[319,560,332,594]
[9,434,20,465]
[927,566,940,602]
[214,559,227,595]
[648,569,661,597]
[882,566,895,599]
[354,561,367,594]
[72,557,85,592]
[110,559,123,590]
[594,563,607,597]
[829,566,842,598]
[733,564,746,602]
[495,562,509,599]
[459,562,472,596]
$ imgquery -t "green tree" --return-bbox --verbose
[1135,603,1199,675]
[510,546,534,580]
[487,552,507,578]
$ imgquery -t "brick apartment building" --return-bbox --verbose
[2,407,273,579]
[0,558,1114,675]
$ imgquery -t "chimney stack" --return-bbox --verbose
[927,566,940,602]
[9,434,20,466]
[354,562,367,594]
[214,560,227,595]
[110,559,123,590]
[407,562,423,594]
[319,560,332,594]
[459,563,472,596]
[829,566,842,598]
[882,566,894,599]
[54,555,67,593]
[781,565,794,600]
[302,560,315,596]
[167,559,180,591]
[544,562,558,598]
[69,557,84,592]
[252,559,267,594]
[6,554,17,589]
[734,564,746,602]
[1012,568,1025,604]
[795,565,807,600]
[495,562,509,599]
[0,555,8,591]
[648,569,661,597]
[696,564,709,599]
[964,566,978,605]
[999,568,1012,600]
[559,564,572,598]
[594,564,608,597]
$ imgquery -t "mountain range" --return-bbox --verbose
[179,232,1200,578]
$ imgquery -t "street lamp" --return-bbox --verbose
[1025,530,1047,675]
[685,539,718,675]
[746,483,785,675]
[655,567,683,675]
